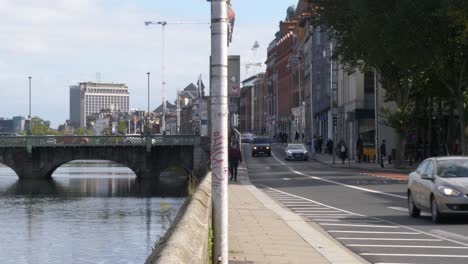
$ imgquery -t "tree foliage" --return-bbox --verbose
[307,0,468,159]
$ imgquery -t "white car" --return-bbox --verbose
[241,133,254,143]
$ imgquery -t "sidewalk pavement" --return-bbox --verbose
[312,152,417,174]
[228,163,367,264]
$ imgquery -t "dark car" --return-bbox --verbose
[251,137,271,157]
[407,157,468,223]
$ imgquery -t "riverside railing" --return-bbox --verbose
[0,135,207,150]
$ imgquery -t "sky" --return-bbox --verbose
[0,0,296,128]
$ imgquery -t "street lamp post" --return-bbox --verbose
[147,72,151,115]
[28,76,32,135]
[210,0,229,262]
[147,72,151,134]
[145,21,167,134]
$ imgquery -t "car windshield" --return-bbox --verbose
[253,137,269,144]
[288,144,305,150]
[437,159,468,178]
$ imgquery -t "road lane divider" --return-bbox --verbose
[271,151,407,199]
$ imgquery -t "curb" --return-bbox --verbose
[313,156,413,174]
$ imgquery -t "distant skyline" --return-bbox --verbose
[0,0,296,127]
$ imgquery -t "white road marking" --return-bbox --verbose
[271,152,407,199]
[262,179,468,247]
[374,263,417,264]
[315,219,383,223]
[299,211,345,213]
[302,213,352,216]
[431,229,468,243]
[337,238,443,241]
[329,231,420,234]
[388,206,408,212]
[348,244,468,249]
[260,185,364,216]
[307,215,353,218]
[320,223,399,228]
[360,253,468,258]
[294,209,338,212]
[282,177,291,181]
[282,201,313,204]
[387,206,433,216]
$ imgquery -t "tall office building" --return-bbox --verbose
[70,82,130,128]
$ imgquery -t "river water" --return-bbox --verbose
[0,161,186,264]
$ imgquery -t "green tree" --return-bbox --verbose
[429,0,468,154]
[118,121,127,135]
[306,0,454,165]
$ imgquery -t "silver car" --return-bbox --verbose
[407,157,468,223]
[285,144,309,161]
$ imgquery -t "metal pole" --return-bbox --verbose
[308,37,315,157]
[210,0,229,263]
[176,89,180,134]
[28,76,31,119]
[330,42,336,164]
[161,22,167,134]
[28,76,32,134]
[374,68,379,163]
[147,72,151,134]
[147,72,150,114]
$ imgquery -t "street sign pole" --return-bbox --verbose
[210,0,229,263]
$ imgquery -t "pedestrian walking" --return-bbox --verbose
[229,143,242,181]
[326,138,333,155]
[318,136,323,153]
[338,139,347,164]
[356,136,363,163]
[295,131,299,143]
[380,139,387,168]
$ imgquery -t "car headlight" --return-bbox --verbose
[303,151,308,154]
[437,186,462,196]
[287,150,292,154]
[253,147,257,150]
[266,146,270,149]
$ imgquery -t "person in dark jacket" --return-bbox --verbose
[380,139,387,168]
[229,143,242,181]
[356,136,363,163]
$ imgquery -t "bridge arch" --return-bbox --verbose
[0,136,210,180]
[45,159,138,179]
[0,144,205,180]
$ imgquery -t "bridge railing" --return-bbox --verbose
[0,135,208,148]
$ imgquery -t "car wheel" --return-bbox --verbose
[431,196,443,224]
[408,192,421,218]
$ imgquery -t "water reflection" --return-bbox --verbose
[0,161,186,264]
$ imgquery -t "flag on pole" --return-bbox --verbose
[227,2,235,45]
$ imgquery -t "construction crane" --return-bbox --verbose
[244,41,263,76]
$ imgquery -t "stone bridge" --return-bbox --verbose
[0,135,210,180]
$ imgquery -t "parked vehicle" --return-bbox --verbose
[251,136,271,157]
[407,156,468,223]
[285,144,309,161]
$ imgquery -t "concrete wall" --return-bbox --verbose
[145,173,212,264]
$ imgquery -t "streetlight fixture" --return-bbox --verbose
[147,72,151,134]
[145,21,167,134]
[144,20,209,135]
[28,76,32,135]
